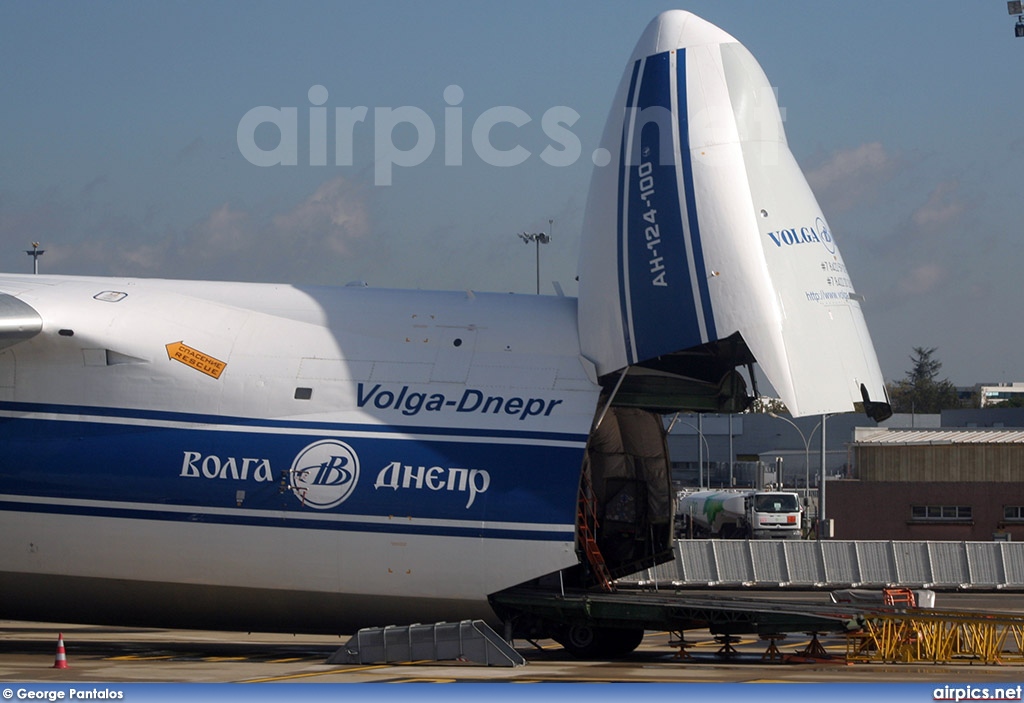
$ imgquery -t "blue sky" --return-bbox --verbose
[1,1,1021,387]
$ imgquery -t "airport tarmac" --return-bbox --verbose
[3,593,1024,683]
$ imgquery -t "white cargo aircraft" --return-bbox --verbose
[0,10,889,648]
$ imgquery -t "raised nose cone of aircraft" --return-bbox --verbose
[631,10,738,59]
[578,9,890,420]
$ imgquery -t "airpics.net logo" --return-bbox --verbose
[235,83,787,186]
[236,84,600,186]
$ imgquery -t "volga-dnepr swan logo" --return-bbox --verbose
[289,439,360,509]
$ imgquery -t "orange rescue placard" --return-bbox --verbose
[165,341,227,379]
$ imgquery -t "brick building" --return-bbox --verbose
[829,428,1024,541]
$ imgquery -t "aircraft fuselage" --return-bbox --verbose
[0,276,598,632]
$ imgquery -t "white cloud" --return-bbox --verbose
[194,202,252,255]
[271,177,370,257]
[898,262,945,296]
[911,180,966,230]
[806,142,891,190]
[804,142,900,213]
[0,176,372,284]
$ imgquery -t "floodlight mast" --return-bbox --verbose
[516,227,552,294]
[25,242,44,275]
[1008,1,1024,36]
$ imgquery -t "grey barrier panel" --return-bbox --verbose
[854,541,897,587]
[928,542,970,587]
[820,541,859,586]
[618,541,1024,590]
[711,540,755,584]
[966,542,1004,587]
[783,540,826,584]
[645,556,680,585]
[660,557,681,584]
[892,542,931,586]
[1001,543,1024,587]
[749,540,789,585]
[676,540,716,584]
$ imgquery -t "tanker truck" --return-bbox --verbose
[676,490,802,539]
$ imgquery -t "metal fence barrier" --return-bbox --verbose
[618,540,1024,590]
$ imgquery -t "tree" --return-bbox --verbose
[886,347,961,413]
[745,396,788,414]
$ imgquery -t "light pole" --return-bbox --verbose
[517,230,551,294]
[819,413,828,537]
[25,242,44,274]
[769,412,832,539]
[728,414,734,488]
[768,412,811,493]
[677,419,710,489]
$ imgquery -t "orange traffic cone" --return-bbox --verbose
[52,633,68,669]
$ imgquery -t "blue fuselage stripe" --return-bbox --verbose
[0,500,573,541]
[0,400,582,443]
[619,51,709,363]
[0,403,587,541]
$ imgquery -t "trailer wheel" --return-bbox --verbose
[554,624,645,659]
[554,623,602,658]
[602,627,645,658]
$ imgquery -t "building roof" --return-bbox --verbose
[855,428,1024,445]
